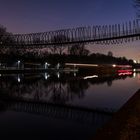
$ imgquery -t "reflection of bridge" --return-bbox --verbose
[0,20,140,47]
[2,99,113,125]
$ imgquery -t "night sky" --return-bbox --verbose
[0,0,140,60]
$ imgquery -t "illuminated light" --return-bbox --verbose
[45,73,49,80]
[74,72,76,77]
[115,65,132,68]
[133,72,136,78]
[18,77,21,83]
[84,75,98,79]
[133,60,137,64]
[57,63,60,69]
[57,72,60,78]
[45,62,48,69]
[65,63,98,67]
[112,64,116,67]
[0,74,1,77]
[133,69,136,72]
[118,72,132,76]
[17,60,21,69]
[118,69,132,73]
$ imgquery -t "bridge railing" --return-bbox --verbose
[0,19,140,46]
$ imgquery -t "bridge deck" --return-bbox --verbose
[0,20,140,47]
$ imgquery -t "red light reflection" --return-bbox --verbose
[118,70,132,76]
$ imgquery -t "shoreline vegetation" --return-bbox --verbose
[0,24,137,69]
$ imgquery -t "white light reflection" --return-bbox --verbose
[133,72,136,78]
[65,63,98,67]
[57,72,60,78]
[45,73,50,80]
[83,75,98,79]
[17,75,21,83]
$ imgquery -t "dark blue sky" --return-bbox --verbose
[0,0,140,60]
[0,0,135,33]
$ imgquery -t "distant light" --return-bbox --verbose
[65,63,98,67]
[133,69,136,72]
[18,60,20,63]
[84,75,98,79]
[45,73,49,80]
[57,72,60,78]
[112,64,116,68]
[45,62,48,69]
[133,73,136,78]
[18,76,21,83]
[118,70,132,76]
[115,65,132,68]
[133,60,137,64]
[57,63,60,69]
[74,72,76,77]
[118,70,132,73]
[118,72,132,76]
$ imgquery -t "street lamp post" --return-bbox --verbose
[17,60,20,69]
[45,62,48,69]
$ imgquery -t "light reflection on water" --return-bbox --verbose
[0,71,139,139]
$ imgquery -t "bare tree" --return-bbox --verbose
[50,35,69,55]
[107,51,113,57]
[69,44,89,56]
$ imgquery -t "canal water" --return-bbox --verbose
[0,70,139,139]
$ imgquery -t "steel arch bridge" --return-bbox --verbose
[0,19,140,47]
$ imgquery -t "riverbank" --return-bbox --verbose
[0,68,78,74]
[93,89,140,140]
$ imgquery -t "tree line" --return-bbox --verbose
[0,25,134,66]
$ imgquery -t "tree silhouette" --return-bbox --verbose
[69,44,89,56]
[107,51,113,57]
[0,25,15,45]
[50,35,69,55]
